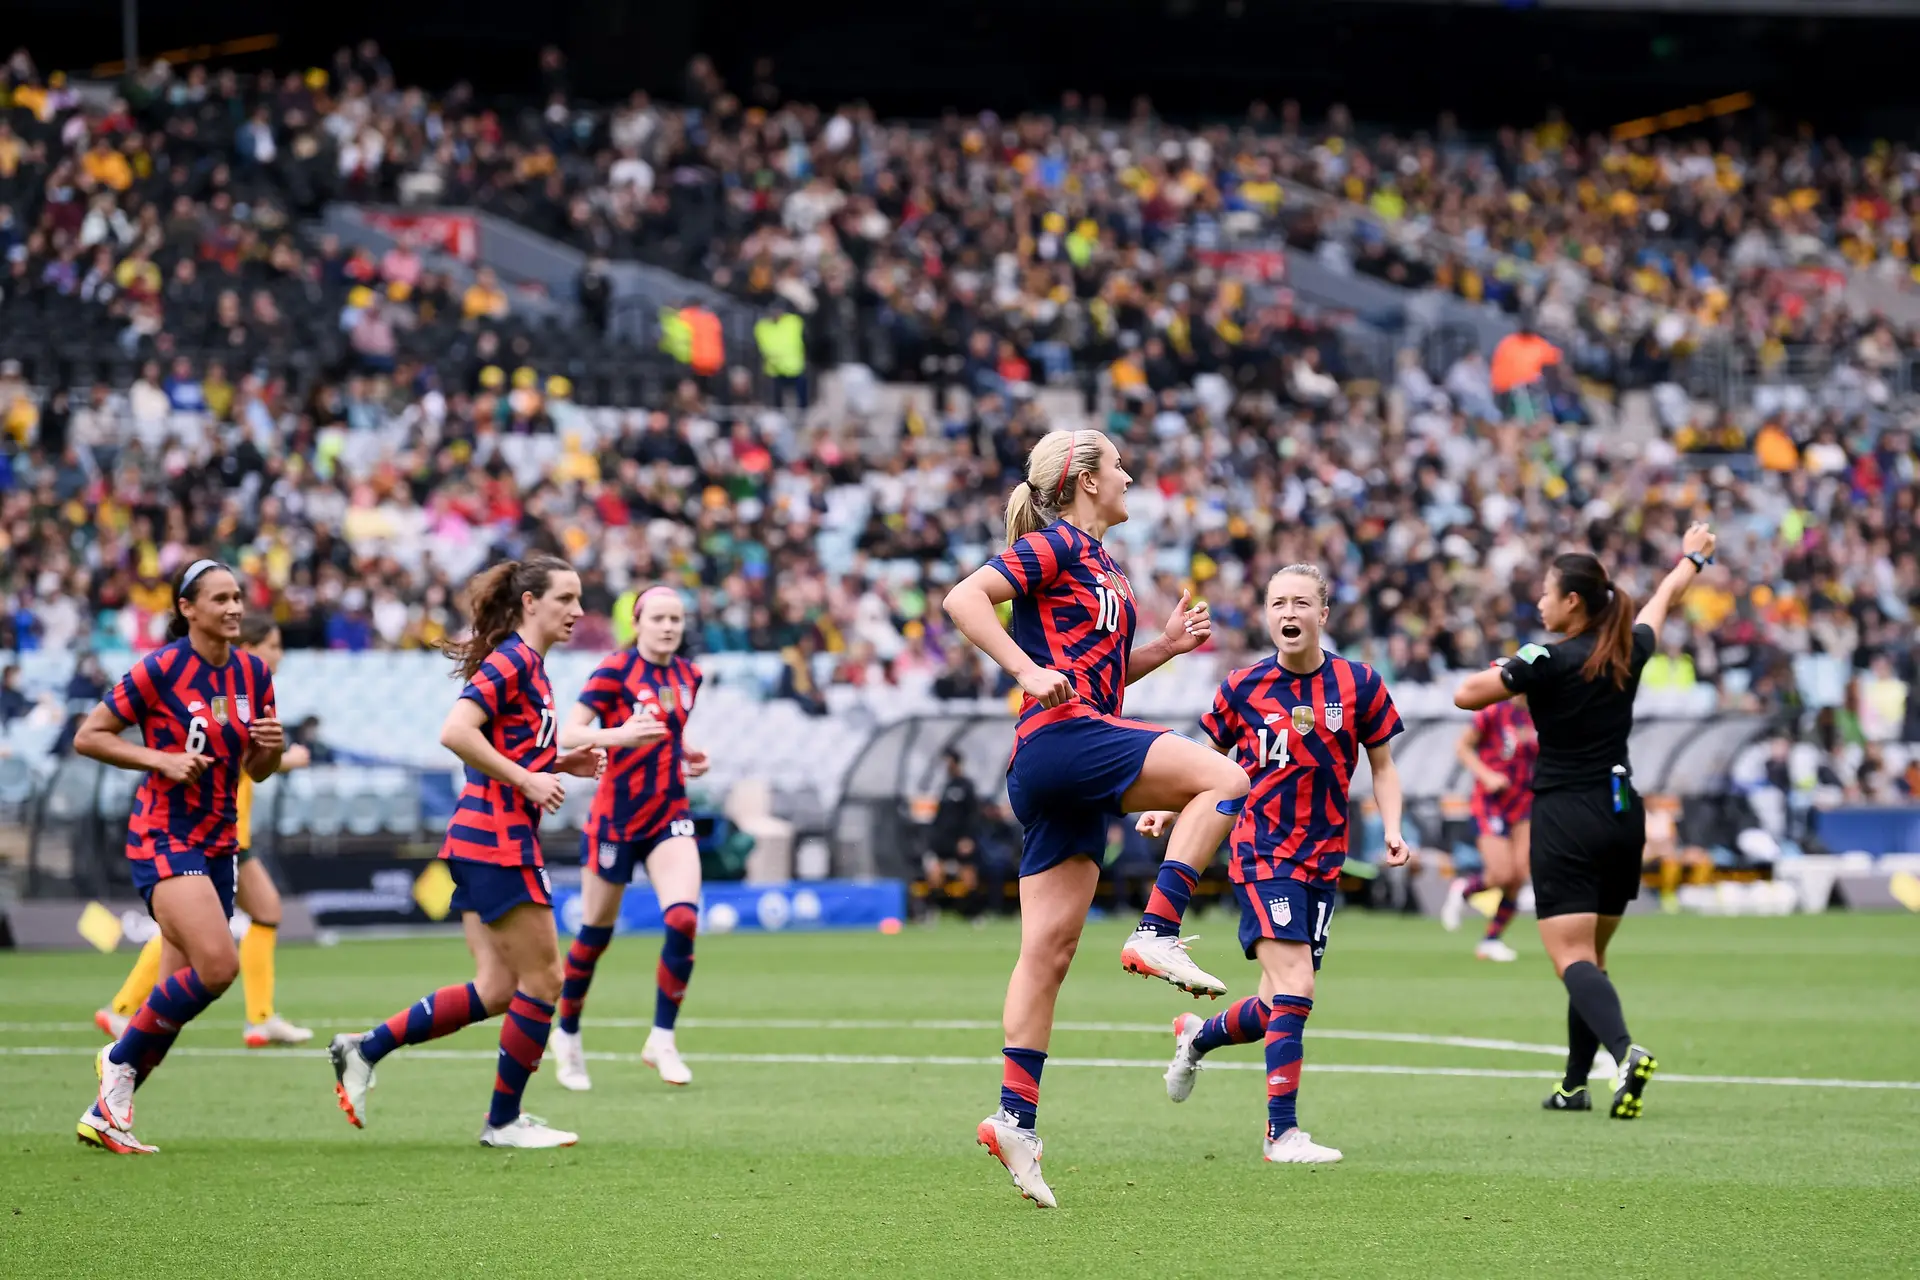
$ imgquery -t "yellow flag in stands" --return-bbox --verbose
[1889,872,1920,913]
[1468,887,1505,918]
[76,902,124,953]
[413,861,456,922]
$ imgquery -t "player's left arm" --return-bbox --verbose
[1365,740,1409,866]
[1128,588,1211,684]
[1360,667,1409,865]
[242,669,284,782]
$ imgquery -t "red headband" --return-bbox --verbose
[634,585,679,615]
[1054,431,1081,501]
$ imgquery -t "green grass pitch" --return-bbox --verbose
[1,911,1916,1277]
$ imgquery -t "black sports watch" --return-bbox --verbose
[1684,551,1710,571]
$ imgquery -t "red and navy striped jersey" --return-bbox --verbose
[1470,699,1537,798]
[579,650,703,843]
[1201,652,1403,885]
[987,521,1139,744]
[104,638,275,863]
[439,634,558,868]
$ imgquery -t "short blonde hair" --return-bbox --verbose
[1267,563,1329,607]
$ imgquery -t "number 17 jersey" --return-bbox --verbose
[440,634,557,868]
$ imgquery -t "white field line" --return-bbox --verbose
[0,1018,1570,1056]
[2,1044,1916,1091]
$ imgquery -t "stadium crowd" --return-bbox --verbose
[0,44,1916,809]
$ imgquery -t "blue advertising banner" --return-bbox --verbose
[553,879,907,936]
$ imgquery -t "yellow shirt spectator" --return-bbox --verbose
[83,144,133,191]
[462,275,510,320]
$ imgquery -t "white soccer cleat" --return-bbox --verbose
[641,1028,692,1086]
[94,1008,129,1040]
[976,1110,1057,1208]
[329,1033,375,1129]
[1264,1128,1343,1164]
[76,1104,157,1155]
[95,1044,137,1132]
[1120,929,1227,998]
[1165,1013,1207,1103]
[551,1027,592,1092]
[479,1114,578,1149]
[1474,938,1519,962]
[1440,878,1469,932]
[244,1014,314,1047]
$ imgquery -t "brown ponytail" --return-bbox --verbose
[1550,552,1637,689]
[444,554,572,681]
[1004,429,1104,547]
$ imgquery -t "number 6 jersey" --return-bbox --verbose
[577,649,703,844]
[441,634,558,867]
[105,637,276,864]
[1200,653,1402,886]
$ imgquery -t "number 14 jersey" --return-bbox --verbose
[1201,653,1402,886]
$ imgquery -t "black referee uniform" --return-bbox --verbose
[1497,618,1660,1117]
[1498,621,1656,917]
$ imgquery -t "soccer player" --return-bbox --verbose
[72,559,284,1154]
[94,615,315,1046]
[943,428,1245,1208]
[1441,694,1537,961]
[1453,524,1717,1119]
[548,584,709,1092]
[327,556,605,1148]
[1154,564,1408,1165]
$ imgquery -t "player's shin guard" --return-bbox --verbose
[240,922,277,1025]
[111,967,216,1083]
[1484,892,1519,942]
[1192,996,1270,1056]
[1265,995,1313,1139]
[558,924,613,1035]
[655,903,697,1031]
[1137,862,1199,937]
[999,1047,1045,1130]
[360,982,484,1065]
[487,991,555,1128]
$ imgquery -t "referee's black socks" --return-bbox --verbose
[1564,1000,1602,1090]
[1561,961,1633,1064]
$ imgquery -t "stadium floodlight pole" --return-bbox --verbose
[122,0,138,73]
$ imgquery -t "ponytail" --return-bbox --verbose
[1004,482,1046,546]
[444,554,572,681]
[1005,429,1103,548]
[1550,552,1636,689]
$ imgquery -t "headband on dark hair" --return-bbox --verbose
[179,559,222,594]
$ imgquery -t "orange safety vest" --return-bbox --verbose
[684,307,723,376]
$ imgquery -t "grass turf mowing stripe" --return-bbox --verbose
[0,1018,1571,1055]
[7,1044,1917,1090]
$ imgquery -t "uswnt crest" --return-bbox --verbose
[235,696,252,725]
[1325,702,1344,732]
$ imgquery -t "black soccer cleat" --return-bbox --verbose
[1609,1044,1658,1119]
[1542,1086,1592,1111]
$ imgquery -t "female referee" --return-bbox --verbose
[74,559,284,1154]
[1453,523,1716,1120]
[94,614,316,1048]
[329,556,605,1149]
[943,428,1247,1208]
[549,584,711,1092]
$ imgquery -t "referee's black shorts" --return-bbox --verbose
[1529,784,1646,919]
